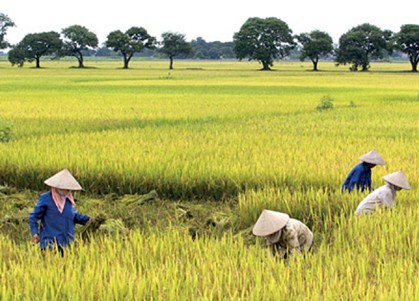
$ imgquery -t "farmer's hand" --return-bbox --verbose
[31,234,40,244]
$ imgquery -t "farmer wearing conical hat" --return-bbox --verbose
[29,169,92,254]
[253,210,313,259]
[355,171,410,215]
[342,150,386,193]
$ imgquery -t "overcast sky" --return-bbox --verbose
[2,0,418,46]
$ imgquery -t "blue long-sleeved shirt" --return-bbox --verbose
[342,162,372,193]
[29,191,90,249]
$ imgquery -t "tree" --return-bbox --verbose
[393,24,419,72]
[7,46,26,66]
[191,37,207,59]
[190,38,235,59]
[336,23,392,71]
[62,25,98,68]
[159,32,193,69]
[8,31,62,68]
[0,13,15,49]
[233,17,295,70]
[105,27,156,69]
[297,30,334,71]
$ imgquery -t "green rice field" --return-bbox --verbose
[0,59,418,300]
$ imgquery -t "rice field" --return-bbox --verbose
[0,59,418,300]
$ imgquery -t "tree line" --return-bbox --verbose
[1,13,418,72]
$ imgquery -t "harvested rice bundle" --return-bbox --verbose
[122,190,158,206]
[80,212,107,239]
[98,218,128,235]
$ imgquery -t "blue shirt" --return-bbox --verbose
[342,162,372,192]
[29,191,90,249]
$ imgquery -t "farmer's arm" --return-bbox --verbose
[73,209,91,225]
[28,197,47,244]
[28,198,46,236]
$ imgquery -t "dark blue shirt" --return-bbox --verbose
[29,191,90,249]
[342,162,372,193]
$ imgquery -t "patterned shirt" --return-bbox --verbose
[355,183,396,215]
[268,218,313,258]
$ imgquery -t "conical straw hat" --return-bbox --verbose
[44,169,82,190]
[252,210,290,236]
[358,150,386,165]
[383,170,410,190]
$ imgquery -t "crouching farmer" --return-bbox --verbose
[252,210,313,259]
[355,170,410,215]
[342,149,386,193]
[29,169,91,255]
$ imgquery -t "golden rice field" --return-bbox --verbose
[0,59,418,300]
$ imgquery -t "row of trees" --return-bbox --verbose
[1,13,418,72]
[4,25,192,69]
[90,39,234,60]
[0,13,194,70]
[234,17,419,72]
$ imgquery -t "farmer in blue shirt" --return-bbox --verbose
[342,150,386,193]
[29,169,91,254]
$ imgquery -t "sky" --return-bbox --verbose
[2,0,418,46]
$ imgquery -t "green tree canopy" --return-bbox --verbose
[190,37,234,59]
[8,31,62,68]
[297,30,334,71]
[159,32,193,69]
[0,13,15,49]
[336,23,392,71]
[62,25,98,68]
[233,17,295,70]
[105,27,156,69]
[393,24,419,72]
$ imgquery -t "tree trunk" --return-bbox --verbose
[410,58,418,72]
[77,52,84,68]
[123,53,130,69]
[169,57,173,70]
[312,58,318,71]
[261,61,271,71]
[36,57,41,68]
[361,63,369,71]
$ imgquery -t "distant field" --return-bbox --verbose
[0,60,417,197]
[0,60,418,300]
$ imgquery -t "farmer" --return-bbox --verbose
[342,150,386,193]
[355,170,410,215]
[252,210,313,259]
[29,169,91,254]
